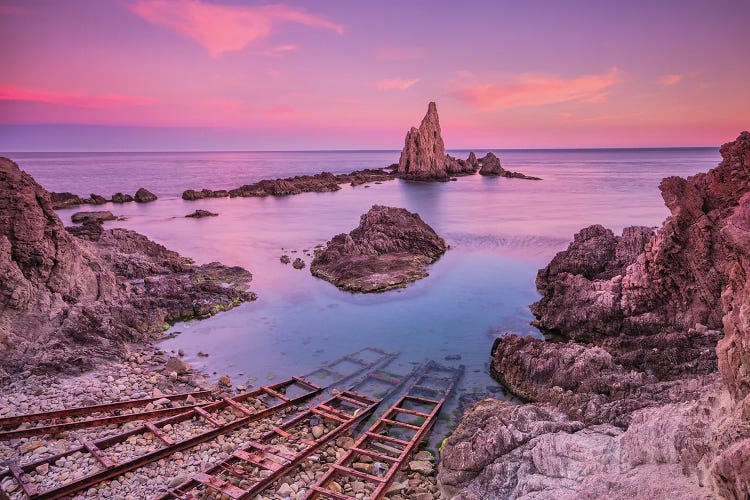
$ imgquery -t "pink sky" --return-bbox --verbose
[1,0,748,150]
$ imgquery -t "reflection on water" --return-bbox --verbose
[17,147,720,423]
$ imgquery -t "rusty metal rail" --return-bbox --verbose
[160,360,416,499]
[305,360,464,500]
[0,390,216,440]
[0,347,397,500]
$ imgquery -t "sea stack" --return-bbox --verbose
[397,102,477,181]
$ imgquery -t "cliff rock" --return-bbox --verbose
[0,157,255,380]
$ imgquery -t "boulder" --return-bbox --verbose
[185,210,218,218]
[134,188,157,203]
[310,205,446,292]
[111,192,134,203]
[71,211,117,224]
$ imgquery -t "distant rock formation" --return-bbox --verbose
[185,209,218,218]
[50,190,156,209]
[438,132,750,500]
[0,157,255,380]
[397,102,478,181]
[310,205,446,292]
[397,102,537,181]
[477,152,541,179]
[71,211,118,224]
[134,187,157,203]
[182,168,397,200]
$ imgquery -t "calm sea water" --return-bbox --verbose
[8,148,720,427]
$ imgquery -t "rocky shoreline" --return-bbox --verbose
[50,188,157,209]
[438,131,750,499]
[0,158,255,381]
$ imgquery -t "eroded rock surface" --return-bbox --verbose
[477,152,542,180]
[71,211,118,224]
[310,205,446,292]
[439,132,750,499]
[0,157,255,380]
[134,187,157,203]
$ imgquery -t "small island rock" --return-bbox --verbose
[311,205,447,292]
[71,211,117,224]
[185,210,218,218]
[134,187,157,203]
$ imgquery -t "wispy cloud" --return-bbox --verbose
[130,0,344,57]
[253,44,297,56]
[265,106,295,116]
[0,85,156,108]
[377,78,421,91]
[454,68,621,110]
[658,74,682,86]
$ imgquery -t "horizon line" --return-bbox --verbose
[3,146,719,154]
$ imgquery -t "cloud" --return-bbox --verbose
[454,68,621,110]
[253,44,298,56]
[377,78,421,91]
[0,85,156,108]
[265,106,295,116]
[130,0,343,57]
[658,74,682,86]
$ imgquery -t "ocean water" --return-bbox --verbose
[8,148,720,427]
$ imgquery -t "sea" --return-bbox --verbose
[8,148,721,434]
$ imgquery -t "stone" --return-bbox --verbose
[477,152,541,180]
[111,192,134,203]
[311,424,325,439]
[397,102,450,181]
[409,460,434,475]
[185,210,218,218]
[168,475,188,488]
[71,211,117,224]
[280,254,291,264]
[164,357,190,375]
[218,375,231,387]
[277,483,292,496]
[133,188,157,203]
[310,205,447,292]
[292,258,306,270]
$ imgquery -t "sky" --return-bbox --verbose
[1,0,748,151]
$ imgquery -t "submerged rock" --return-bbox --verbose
[292,258,306,269]
[134,187,157,203]
[71,211,118,224]
[439,132,750,500]
[280,254,291,264]
[310,205,446,292]
[0,157,255,379]
[185,210,218,218]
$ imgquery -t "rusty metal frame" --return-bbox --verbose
[305,360,464,500]
[0,390,216,440]
[161,360,415,500]
[0,347,396,500]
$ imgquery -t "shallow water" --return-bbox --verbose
[11,148,720,425]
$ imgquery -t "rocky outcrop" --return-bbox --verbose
[397,102,478,181]
[185,210,218,218]
[310,205,446,292]
[439,132,750,499]
[50,190,153,209]
[71,211,118,224]
[0,157,255,380]
[477,152,541,180]
[182,168,396,201]
[134,187,157,203]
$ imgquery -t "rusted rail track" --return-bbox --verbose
[160,360,417,499]
[305,360,463,500]
[0,390,215,440]
[0,347,397,500]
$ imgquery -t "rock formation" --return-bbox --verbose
[438,132,750,499]
[71,211,118,224]
[0,157,255,380]
[134,187,157,203]
[111,192,134,203]
[310,205,447,292]
[182,168,396,201]
[477,152,541,180]
[397,102,478,181]
[185,209,218,218]
[396,102,537,181]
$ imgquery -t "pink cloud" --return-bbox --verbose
[658,74,683,86]
[130,0,344,57]
[377,78,421,91]
[454,68,621,110]
[265,106,295,116]
[0,85,156,108]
